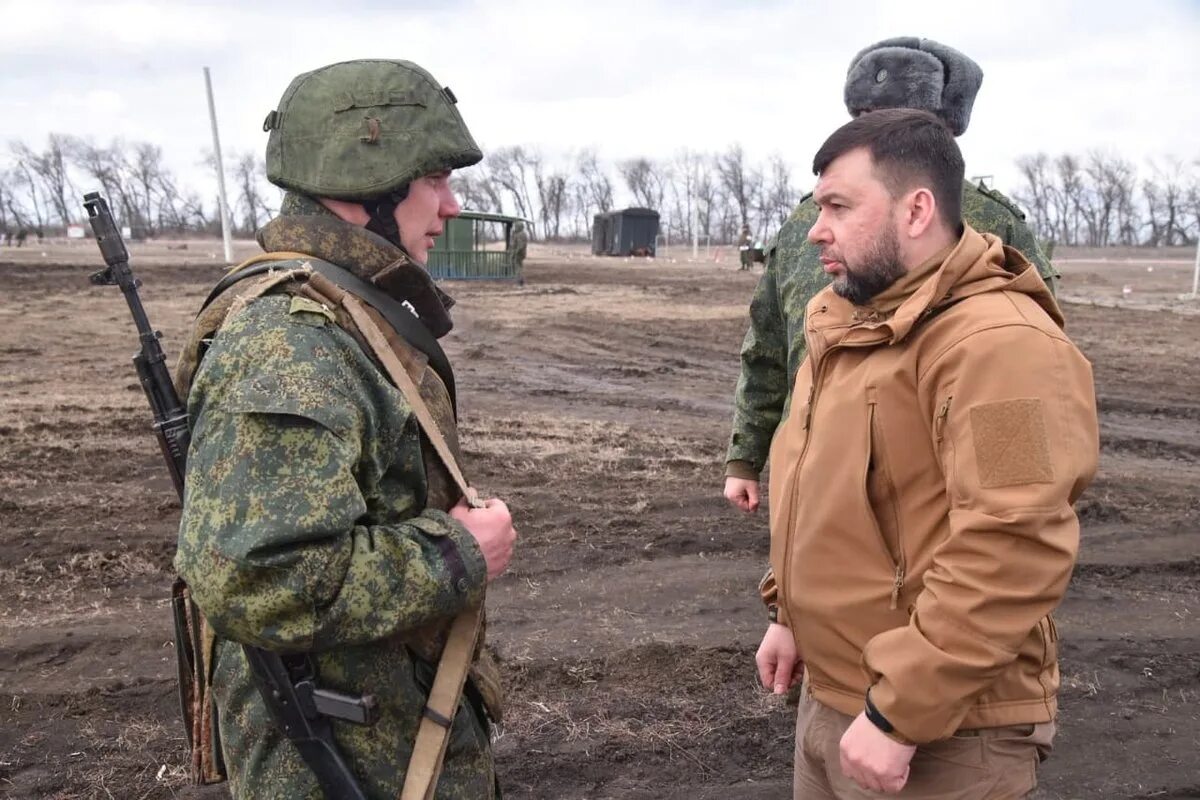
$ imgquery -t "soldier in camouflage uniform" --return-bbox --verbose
[509,220,528,285]
[175,59,516,799]
[724,37,1057,512]
[738,224,754,270]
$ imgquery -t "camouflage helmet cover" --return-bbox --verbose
[264,59,482,200]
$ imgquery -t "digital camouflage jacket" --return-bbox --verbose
[726,180,1054,477]
[175,195,497,799]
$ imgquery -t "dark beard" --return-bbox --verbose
[831,223,906,305]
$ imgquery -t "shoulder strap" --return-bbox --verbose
[303,273,486,800]
[203,252,458,412]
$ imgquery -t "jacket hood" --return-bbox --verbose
[817,226,1063,348]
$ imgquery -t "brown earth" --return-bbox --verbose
[1,242,1198,799]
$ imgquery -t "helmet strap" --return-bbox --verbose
[363,185,410,250]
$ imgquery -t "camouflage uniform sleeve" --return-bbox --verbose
[176,296,487,651]
[726,249,789,476]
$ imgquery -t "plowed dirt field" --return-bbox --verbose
[1,242,1197,799]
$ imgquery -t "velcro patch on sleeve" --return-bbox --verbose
[969,398,1055,488]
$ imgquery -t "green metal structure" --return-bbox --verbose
[427,210,527,281]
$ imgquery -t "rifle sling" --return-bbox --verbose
[201,255,457,412]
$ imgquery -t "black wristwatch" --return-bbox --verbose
[864,689,895,734]
[766,603,780,624]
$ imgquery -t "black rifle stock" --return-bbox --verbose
[83,193,373,799]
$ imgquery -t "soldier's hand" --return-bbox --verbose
[756,622,803,694]
[451,498,516,581]
[724,476,760,513]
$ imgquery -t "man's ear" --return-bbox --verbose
[318,197,369,226]
[902,188,938,239]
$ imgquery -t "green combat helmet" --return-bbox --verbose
[263,58,482,245]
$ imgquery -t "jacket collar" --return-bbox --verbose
[256,192,456,338]
[810,225,1063,350]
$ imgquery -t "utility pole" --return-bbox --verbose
[1190,238,1199,298]
[204,67,233,264]
[691,191,699,261]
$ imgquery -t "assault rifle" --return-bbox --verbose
[83,192,375,799]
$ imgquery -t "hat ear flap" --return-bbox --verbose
[918,39,983,136]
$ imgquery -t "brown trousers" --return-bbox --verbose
[793,690,1054,799]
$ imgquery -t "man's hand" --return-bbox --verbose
[839,712,917,794]
[450,497,516,581]
[755,623,803,694]
[724,476,760,513]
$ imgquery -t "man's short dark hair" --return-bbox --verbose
[812,108,965,230]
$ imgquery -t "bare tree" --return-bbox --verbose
[486,146,539,229]
[715,145,761,239]
[8,157,46,230]
[1015,153,1053,241]
[1142,158,1190,246]
[67,137,135,226]
[573,149,614,238]
[230,151,273,234]
[619,157,668,211]
[761,154,797,237]
[0,168,12,231]
[693,159,721,243]
[534,163,571,240]
[451,171,503,214]
[664,149,706,242]
[10,135,76,228]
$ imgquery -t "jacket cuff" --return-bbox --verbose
[726,459,761,480]
[415,510,488,605]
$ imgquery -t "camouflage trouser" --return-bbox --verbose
[739,248,752,269]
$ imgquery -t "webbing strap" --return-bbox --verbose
[203,252,458,412]
[327,281,480,510]
[309,275,486,800]
[401,610,483,800]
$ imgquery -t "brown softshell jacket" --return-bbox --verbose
[767,226,1099,743]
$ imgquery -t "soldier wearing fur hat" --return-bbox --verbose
[174,59,516,799]
[723,37,1056,514]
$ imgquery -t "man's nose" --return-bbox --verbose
[440,188,461,218]
[807,214,831,245]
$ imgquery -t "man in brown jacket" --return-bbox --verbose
[756,109,1099,798]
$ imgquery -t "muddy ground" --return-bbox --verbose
[0,242,1197,799]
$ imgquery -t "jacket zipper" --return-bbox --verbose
[934,395,953,444]
[868,397,907,610]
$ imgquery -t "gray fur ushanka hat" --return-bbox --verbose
[844,37,984,136]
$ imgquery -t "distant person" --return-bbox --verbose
[510,219,529,285]
[738,223,753,270]
[0,229,8,246]
[724,36,1057,517]
[35,228,43,244]
[15,228,28,247]
[757,108,1098,799]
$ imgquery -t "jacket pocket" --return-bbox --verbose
[865,389,906,609]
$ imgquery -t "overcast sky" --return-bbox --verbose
[3,0,1198,211]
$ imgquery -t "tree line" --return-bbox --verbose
[0,134,272,239]
[3,134,1196,248]
[1014,152,1199,247]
